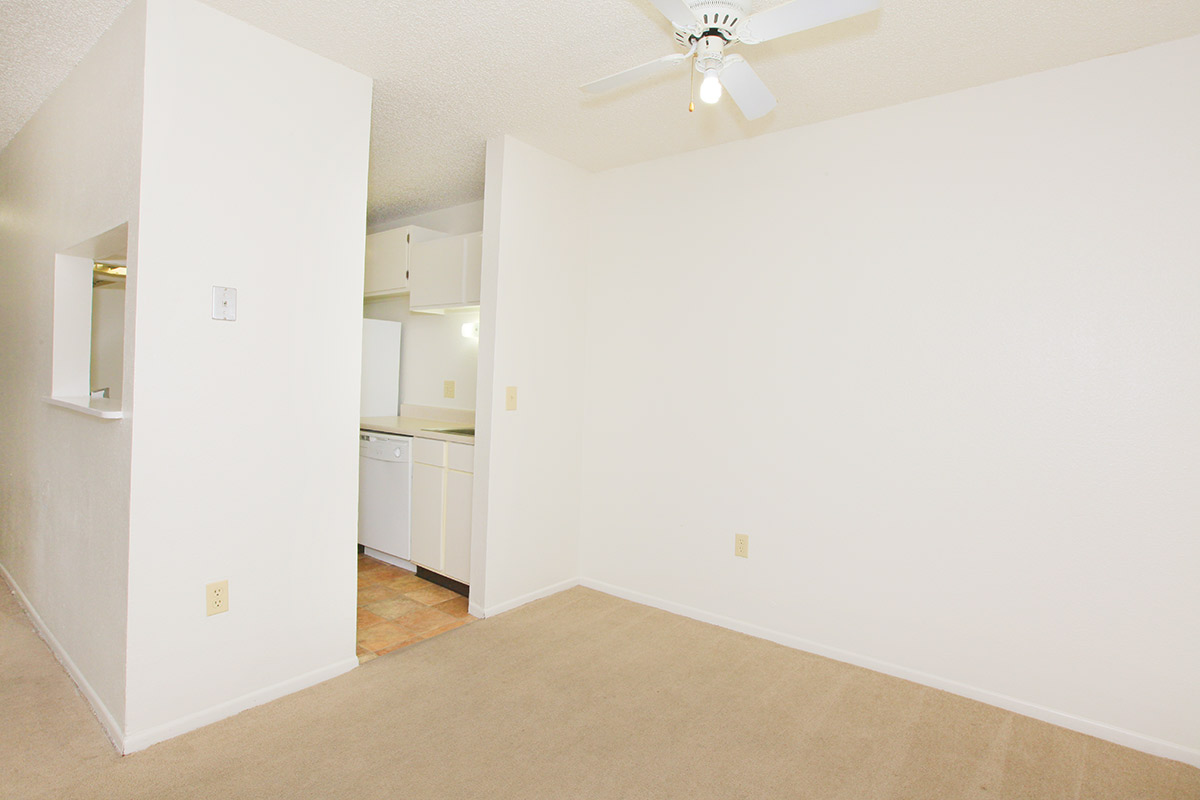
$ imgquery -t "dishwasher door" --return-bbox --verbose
[358,432,412,560]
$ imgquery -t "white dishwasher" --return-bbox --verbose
[358,431,413,567]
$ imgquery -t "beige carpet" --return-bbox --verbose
[3,583,1197,799]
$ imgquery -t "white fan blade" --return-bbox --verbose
[719,55,777,120]
[738,0,880,44]
[581,53,689,94]
[647,0,699,29]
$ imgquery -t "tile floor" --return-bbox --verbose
[356,553,474,663]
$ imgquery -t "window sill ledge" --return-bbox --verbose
[44,396,123,419]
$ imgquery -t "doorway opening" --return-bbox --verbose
[355,238,482,662]
[355,552,472,662]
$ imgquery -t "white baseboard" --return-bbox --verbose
[478,577,580,618]
[3,559,359,756]
[579,577,1200,769]
[362,547,415,572]
[122,656,359,754]
[0,561,125,752]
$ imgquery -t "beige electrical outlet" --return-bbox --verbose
[505,386,518,411]
[734,534,749,559]
[443,380,456,399]
[206,580,229,616]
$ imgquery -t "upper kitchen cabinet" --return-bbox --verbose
[363,224,447,298]
[409,232,482,312]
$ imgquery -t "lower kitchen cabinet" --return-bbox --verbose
[410,437,473,584]
[444,470,473,582]
[410,461,443,569]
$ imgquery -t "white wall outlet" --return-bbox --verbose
[734,534,749,559]
[206,579,229,616]
[211,286,237,321]
[505,386,518,411]
[443,379,456,399]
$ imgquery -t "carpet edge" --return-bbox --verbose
[0,559,125,752]
[578,575,1200,769]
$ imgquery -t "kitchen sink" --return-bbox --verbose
[422,427,475,436]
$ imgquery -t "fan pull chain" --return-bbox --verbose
[689,55,696,112]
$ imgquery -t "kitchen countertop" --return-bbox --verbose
[360,416,475,444]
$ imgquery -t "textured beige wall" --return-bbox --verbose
[0,1,147,738]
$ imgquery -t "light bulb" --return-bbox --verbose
[699,68,722,104]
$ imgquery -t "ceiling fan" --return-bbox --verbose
[581,0,880,120]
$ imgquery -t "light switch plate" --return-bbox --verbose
[444,380,456,399]
[505,386,517,411]
[211,286,237,321]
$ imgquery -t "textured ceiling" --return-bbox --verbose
[3,0,1200,225]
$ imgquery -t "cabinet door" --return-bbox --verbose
[413,436,446,467]
[410,462,444,570]
[409,236,465,309]
[462,232,483,305]
[443,469,473,584]
[364,227,410,296]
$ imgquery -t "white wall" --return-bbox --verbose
[364,295,479,412]
[368,199,483,237]
[471,136,588,615]
[0,1,146,737]
[122,0,371,749]
[577,36,1200,764]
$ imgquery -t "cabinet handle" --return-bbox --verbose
[406,270,409,280]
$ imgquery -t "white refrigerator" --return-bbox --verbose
[360,318,402,417]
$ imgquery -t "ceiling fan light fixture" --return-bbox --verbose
[580,0,878,119]
[699,68,722,104]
